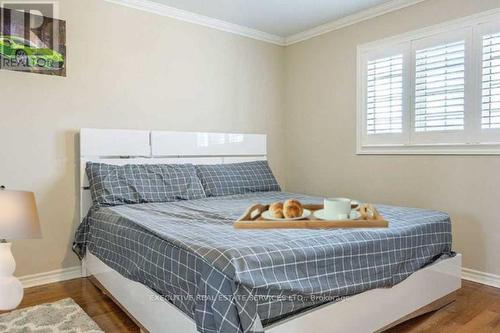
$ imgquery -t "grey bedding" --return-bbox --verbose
[73,191,453,333]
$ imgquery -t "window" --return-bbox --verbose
[0,38,12,46]
[366,54,404,135]
[482,31,500,129]
[414,40,465,132]
[357,11,500,154]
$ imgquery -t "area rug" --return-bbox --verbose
[0,298,103,332]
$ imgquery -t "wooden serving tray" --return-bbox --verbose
[233,204,388,229]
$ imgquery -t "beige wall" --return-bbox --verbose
[285,0,500,275]
[3,0,500,278]
[0,0,285,276]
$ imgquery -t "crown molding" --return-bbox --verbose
[285,0,427,45]
[104,0,429,47]
[104,0,286,46]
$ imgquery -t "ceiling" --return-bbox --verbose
[149,0,395,37]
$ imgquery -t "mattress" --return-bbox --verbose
[73,191,453,333]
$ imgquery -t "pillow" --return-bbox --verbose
[86,162,206,206]
[195,160,281,197]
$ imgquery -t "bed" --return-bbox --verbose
[75,128,462,333]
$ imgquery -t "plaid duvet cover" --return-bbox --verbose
[73,192,453,333]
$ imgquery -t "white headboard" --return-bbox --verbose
[79,128,267,220]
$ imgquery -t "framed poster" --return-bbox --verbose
[0,2,66,76]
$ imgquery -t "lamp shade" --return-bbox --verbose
[0,189,41,240]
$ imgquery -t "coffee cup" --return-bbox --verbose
[324,198,352,220]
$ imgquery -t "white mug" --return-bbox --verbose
[324,198,352,220]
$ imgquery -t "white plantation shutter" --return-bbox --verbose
[366,55,403,134]
[414,40,466,132]
[482,31,500,129]
[358,15,500,154]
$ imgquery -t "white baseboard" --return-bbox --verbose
[19,266,82,289]
[17,265,499,290]
[462,267,500,289]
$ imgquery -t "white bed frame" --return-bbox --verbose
[80,128,462,333]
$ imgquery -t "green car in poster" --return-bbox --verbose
[0,35,65,70]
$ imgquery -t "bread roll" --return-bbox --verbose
[269,202,284,218]
[283,199,304,219]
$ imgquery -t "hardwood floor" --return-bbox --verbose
[2,279,499,332]
[386,280,500,332]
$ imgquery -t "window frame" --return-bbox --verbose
[357,8,500,155]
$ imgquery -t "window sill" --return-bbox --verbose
[357,143,500,155]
